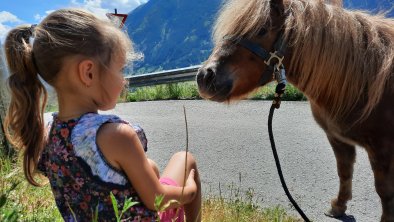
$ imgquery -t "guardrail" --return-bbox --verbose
[0,41,11,154]
[126,65,201,87]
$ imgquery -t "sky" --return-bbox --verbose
[1,0,392,42]
[0,0,149,42]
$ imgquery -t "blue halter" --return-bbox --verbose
[223,29,287,87]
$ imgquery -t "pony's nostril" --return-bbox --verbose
[206,67,214,75]
[196,69,205,83]
[197,67,216,88]
[205,68,215,83]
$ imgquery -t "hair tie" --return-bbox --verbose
[28,24,40,74]
[30,24,37,34]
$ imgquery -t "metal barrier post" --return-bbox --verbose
[0,41,12,156]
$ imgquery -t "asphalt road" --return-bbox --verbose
[47,100,381,221]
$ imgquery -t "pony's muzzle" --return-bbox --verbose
[196,67,215,88]
[196,66,219,99]
[196,66,233,101]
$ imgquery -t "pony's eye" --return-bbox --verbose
[258,28,267,36]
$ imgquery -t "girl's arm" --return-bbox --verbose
[97,122,197,210]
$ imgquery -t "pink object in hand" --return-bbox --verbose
[158,178,185,222]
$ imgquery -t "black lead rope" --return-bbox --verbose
[228,29,310,221]
[268,66,311,222]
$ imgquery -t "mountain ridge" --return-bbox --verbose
[125,0,222,74]
[125,0,394,74]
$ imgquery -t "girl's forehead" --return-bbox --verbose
[115,53,127,64]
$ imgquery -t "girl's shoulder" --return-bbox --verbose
[67,113,147,185]
[78,112,129,126]
[47,112,128,130]
[73,113,148,151]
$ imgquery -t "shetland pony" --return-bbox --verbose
[196,0,394,221]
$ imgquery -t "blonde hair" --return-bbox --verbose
[4,8,135,186]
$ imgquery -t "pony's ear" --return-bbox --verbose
[330,0,343,7]
[270,0,285,16]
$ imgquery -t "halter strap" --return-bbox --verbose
[240,30,286,86]
[223,28,287,86]
[238,39,272,62]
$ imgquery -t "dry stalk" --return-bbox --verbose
[175,105,189,220]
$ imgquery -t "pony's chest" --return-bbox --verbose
[310,104,360,146]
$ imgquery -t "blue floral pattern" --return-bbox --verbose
[38,113,157,221]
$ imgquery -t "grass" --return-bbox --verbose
[203,198,300,222]
[125,81,306,103]
[45,81,306,112]
[125,82,201,102]
[248,83,306,101]
[0,156,62,222]
[0,153,301,221]
[203,179,301,222]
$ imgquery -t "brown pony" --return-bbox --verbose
[196,0,394,221]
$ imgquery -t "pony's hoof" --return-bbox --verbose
[325,209,345,218]
[325,199,347,218]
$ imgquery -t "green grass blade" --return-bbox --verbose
[110,192,120,221]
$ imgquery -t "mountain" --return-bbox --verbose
[125,0,393,74]
[346,0,394,16]
[124,0,222,74]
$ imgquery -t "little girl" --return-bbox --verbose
[4,8,201,222]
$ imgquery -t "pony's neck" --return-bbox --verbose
[282,0,394,123]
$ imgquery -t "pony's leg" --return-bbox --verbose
[366,147,394,222]
[325,135,356,218]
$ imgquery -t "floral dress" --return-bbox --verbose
[38,113,157,222]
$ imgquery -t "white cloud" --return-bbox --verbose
[0,0,148,42]
[0,11,23,43]
[0,24,10,39]
[70,0,148,19]
[34,14,44,22]
[34,10,56,22]
[0,11,22,23]
[103,0,149,14]
[70,0,111,19]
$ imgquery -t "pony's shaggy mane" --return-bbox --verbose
[213,0,272,42]
[214,0,394,123]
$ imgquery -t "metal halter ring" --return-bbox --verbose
[264,51,284,67]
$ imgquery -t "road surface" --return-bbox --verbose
[46,100,380,221]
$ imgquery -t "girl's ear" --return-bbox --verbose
[78,59,96,87]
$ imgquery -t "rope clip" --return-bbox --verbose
[272,64,287,109]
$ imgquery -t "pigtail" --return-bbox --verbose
[4,25,48,186]
[3,9,134,186]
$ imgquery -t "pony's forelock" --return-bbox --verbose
[213,0,271,44]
